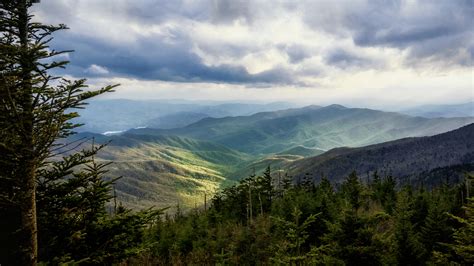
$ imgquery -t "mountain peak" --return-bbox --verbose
[325,104,347,109]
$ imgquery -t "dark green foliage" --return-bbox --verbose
[445,197,474,264]
[323,210,385,265]
[0,0,117,263]
[0,1,161,263]
[393,188,425,265]
[143,169,470,264]
[341,171,363,210]
[372,173,397,214]
[36,145,162,264]
[271,207,319,264]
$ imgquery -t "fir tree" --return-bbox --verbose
[393,189,424,265]
[342,171,363,210]
[36,142,163,264]
[271,207,319,264]
[0,1,116,263]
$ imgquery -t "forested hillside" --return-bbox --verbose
[288,123,474,185]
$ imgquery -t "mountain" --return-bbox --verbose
[74,99,297,133]
[66,133,249,210]
[287,123,474,185]
[230,146,327,180]
[129,104,474,155]
[400,102,474,118]
[69,105,474,209]
[146,112,210,129]
[277,145,326,157]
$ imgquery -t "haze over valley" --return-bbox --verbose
[70,101,474,209]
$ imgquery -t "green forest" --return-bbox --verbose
[1,1,473,265]
[142,168,474,265]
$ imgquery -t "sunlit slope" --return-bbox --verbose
[130,105,474,155]
[230,146,326,179]
[71,133,249,210]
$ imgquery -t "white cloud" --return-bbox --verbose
[85,64,109,75]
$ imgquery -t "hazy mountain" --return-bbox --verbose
[277,145,326,157]
[400,102,474,118]
[74,99,297,133]
[287,123,474,185]
[129,104,474,155]
[146,112,210,129]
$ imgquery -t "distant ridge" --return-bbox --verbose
[400,102,474,118]
[288,123,474,185]
[129,104,474,155]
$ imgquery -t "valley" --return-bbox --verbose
[70,104,474,210]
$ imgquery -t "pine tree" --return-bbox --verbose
[432,197,474,264]
[271,207,319,264]
[0,1,115,263]
[448,197,474,263]
[381,175,397,214]
[419,194,453,261]
[255,166,273,214]
[393,189,424,265]
[36,143,163,263]
[342,171,363,210]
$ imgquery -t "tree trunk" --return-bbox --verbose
[19,162,37,265]
[18,0,38,264]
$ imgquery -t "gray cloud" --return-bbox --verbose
[324,49,379,69]
[35,0,473,87]
[280,44,312,64]
[211,0,253,24]
[303,0,473,66]
[50,28,295,84]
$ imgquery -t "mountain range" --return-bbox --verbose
[74,100,473,134]
[399,101,473,118]
[74,99,297,133]
[129,104,474,154]
[70,104,474,209]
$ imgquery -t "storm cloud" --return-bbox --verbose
[31,0,473,103]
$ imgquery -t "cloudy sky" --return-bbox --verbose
[32,0,473,108]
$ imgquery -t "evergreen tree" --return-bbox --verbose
[271,207,319,264]
[0,1,165,264]
[393,188,424,265]
[36,143,162,263]
[255,166,273,214]
[419,194,453,261]
[341,171,363,210]
[381,175,397,214]
[448,197,474,263]
[432,196,474,264]
[0,1,113,263]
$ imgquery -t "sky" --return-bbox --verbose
[32,0,473,109]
